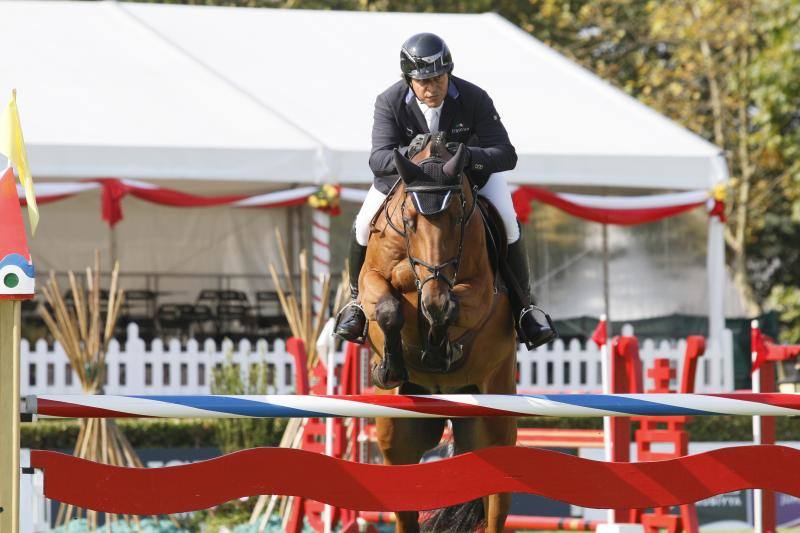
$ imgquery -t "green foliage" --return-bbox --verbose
[518,416,603,430]
[519,415,800,442]
[181,500,255,532]
[210,354,286,453]
[768,285,800,344]
[21,418,218,449]
[25,415,800,451]
[687,415,800,442]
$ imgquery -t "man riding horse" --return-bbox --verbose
[336,32,556,352]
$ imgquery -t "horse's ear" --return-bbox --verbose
[393,148,423,183]
[443,144,468,179]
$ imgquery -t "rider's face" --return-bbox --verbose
[410,74,448,108]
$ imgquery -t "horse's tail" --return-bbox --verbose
[419,430,486,532]
[420,499,485,532]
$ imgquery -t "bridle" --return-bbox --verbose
[385,157,479,296]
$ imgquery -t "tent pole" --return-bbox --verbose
[707,214,727,388]
[602,224,611,338]
[601,223,615,526]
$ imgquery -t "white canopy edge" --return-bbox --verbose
[0,2,728,190]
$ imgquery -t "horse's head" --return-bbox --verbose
[392,143,473,327]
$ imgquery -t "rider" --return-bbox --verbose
[334,32,556,350]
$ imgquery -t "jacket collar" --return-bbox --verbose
[404,80,460,103]
[404,80,460,134]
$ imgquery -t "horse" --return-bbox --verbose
[358,134,518,532]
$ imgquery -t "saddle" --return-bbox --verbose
[476,197,506,284]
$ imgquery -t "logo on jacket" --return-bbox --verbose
[406,126,414,136]
[450,122,470,134]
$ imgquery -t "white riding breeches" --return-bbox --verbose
[354,171,521,246]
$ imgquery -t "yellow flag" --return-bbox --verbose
[0,89,38,234]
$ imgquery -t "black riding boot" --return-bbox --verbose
[506,236,557,350]
[334,227,368,344]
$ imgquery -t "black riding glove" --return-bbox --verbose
[446,142,471,164]
[407,133,431,159]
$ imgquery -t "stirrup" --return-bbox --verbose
[517,305,557,350]
[334,300,368,344]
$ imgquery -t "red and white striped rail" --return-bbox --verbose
[24,392,800,419]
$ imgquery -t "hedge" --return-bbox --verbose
[22,415,800,450]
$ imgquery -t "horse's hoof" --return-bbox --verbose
[371,359,408,390]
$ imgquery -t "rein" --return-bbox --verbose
[378,153,487,369]
[384,159,478,295]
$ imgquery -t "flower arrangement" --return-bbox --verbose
[307,183,341,215]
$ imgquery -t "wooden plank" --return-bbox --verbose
[0,301,21,533]
[28,445,800,515]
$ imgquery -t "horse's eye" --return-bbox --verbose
[403,215,416,231]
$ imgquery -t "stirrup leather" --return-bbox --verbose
[334,300,368,345]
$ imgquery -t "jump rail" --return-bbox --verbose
[25,392,800,419]
[27,445,800,515]
[21,391,800,518]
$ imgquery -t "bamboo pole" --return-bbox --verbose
[38,255,141,528]
[275,229,297,298]
[268,265,300,336]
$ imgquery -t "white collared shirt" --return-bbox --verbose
[417,99,442,133]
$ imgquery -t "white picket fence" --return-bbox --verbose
[19,323,735,396]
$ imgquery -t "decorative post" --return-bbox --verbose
[312,209,330,315]
[0,89,37,533]
[707,184,728,388]
[307,184,340,315]
[0,167,35,533]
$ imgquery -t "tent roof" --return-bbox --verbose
[0,1,727,189]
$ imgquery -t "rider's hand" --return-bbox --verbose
[407,133,430,159]
[446,142,471,164]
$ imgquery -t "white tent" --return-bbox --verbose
[0,1,733,337]
[1,1,726,190]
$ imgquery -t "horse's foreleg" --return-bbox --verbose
[361,271,407,389]
[449,416,515,533]
[481,418,516,533]
[377,416,446,533]
[451,352,517,533]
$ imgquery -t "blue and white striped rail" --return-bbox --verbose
[24,393,800,419]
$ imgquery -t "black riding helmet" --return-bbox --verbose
[400,33,454,81]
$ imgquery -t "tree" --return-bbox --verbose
[506,0,800,318]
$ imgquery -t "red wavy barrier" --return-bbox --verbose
[29,445,800,515]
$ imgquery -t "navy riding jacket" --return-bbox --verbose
[369,76,518,193]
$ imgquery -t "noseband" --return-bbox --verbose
[386,158,478,295]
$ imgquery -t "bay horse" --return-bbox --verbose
[358,136,517,532]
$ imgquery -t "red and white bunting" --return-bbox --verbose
[510,186,717,225]
[18,178,721,227]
